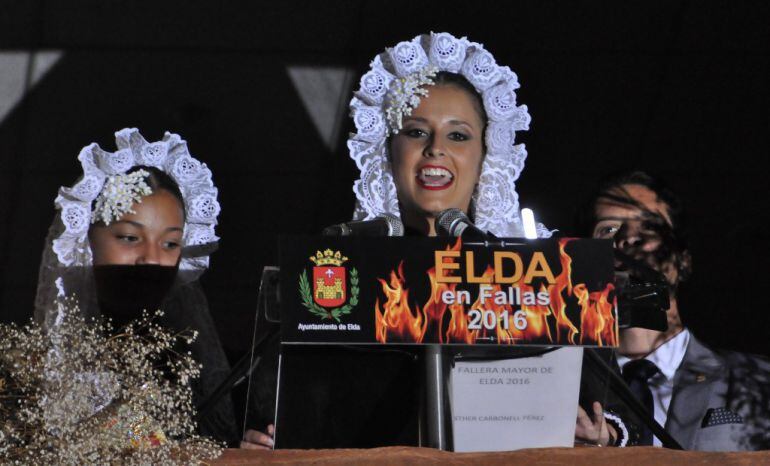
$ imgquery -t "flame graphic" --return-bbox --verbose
[374,238,617,346]
[374,262,426,343]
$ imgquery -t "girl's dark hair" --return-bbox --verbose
[128,165,186,219]
[433,71,488,128]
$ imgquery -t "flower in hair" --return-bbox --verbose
[385,65,439,134]
[51,129,220,273]
[91,169,152,225]
[347,32,552,238]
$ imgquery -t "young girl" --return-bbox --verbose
[34,128,237,444]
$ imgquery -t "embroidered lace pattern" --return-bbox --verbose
[348,32,551,238]
[52,128,220,272]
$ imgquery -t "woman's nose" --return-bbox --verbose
[424,136,446,158]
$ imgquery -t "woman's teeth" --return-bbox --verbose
[417,166,454,189]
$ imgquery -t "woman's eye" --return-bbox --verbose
[448,131,470,142]
[116,235,139,243]
[404,128,428,138]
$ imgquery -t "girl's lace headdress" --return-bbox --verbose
[35,128,220,325]
[52,128,220,271]
[347,32,550,238]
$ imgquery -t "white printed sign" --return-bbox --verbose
[451,347,583,452]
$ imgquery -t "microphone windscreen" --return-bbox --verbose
[381,213,405,237]
[322,214,404,237]
[435,208,468,237]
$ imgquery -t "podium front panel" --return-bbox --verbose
[279,236,617,348]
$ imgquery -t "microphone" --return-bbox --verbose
[322,213,404,237]
[435,208,491,239]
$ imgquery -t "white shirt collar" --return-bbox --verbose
[617,328,690,381]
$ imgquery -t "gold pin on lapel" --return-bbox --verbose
[696,374,706,383]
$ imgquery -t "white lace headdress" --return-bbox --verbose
[53,128,220,269]
[35,128,220,325]
[348,32,550,238]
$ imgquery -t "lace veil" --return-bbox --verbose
[347,32,551,237]
[30,128,238,442]
[34,128,221,327]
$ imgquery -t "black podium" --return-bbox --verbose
[272,236,619,450]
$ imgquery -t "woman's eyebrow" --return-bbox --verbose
[449,119,472,128]
[165,226,184,233]
[403,116,427,123]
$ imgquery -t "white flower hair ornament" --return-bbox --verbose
[348,32,551,238]
[52,128,221,272]
[385,65,439,133]
[91,169,153,226]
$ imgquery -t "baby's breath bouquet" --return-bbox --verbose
[0,298,222,465]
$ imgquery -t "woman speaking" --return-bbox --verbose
[242,32,570,450]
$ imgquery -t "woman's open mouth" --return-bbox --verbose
[416,165,454,191]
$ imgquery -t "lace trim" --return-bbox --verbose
[603,411,629,447]
[52,128,220,273]
[347,32,550,237]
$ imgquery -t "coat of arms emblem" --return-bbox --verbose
[299,249,359,321]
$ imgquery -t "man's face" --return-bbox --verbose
[593,183,683,287]
[593,183,689,357]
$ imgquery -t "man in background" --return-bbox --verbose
[576,171,770,450]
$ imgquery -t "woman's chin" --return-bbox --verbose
[412,199,465,218]
[398,188,470,225]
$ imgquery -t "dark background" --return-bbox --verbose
[1,1,768,361]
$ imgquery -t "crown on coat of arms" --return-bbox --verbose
[310,249,348,266]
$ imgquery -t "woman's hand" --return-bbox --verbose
[241,424,274,450]
[575,402,617,447]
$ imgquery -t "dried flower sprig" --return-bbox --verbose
[0,298,221,465]
[384,65,439,134]
[91,169,153,226]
